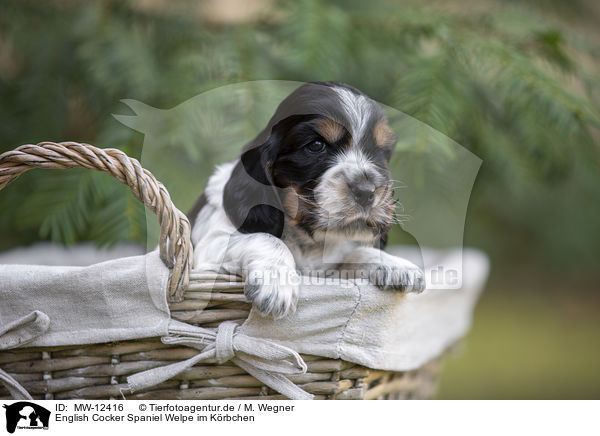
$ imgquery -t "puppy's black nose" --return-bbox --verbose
[351,182,376,208]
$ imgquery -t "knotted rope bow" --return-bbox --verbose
[127,321,313,400]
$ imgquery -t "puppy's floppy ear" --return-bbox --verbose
[223,126,285,238]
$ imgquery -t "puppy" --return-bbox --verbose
[189,81,424,318]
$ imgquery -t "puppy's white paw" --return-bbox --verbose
[370,257,425,293]
[244,268,300,318]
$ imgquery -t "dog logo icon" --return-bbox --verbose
[2,402,50,433]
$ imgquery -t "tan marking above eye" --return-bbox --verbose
[373,121,396,148]
[316,118,345,144]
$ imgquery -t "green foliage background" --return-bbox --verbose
[1,0,599,398]
[1,0,599,267]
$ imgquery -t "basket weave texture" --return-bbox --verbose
[0,142,441,400]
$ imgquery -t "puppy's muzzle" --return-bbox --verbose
[350,181,376,208]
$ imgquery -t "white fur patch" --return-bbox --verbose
[332,86,374,143]
[334,148,375,179]
[204,161,236,209]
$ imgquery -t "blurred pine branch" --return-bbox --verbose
[0,0,599,268]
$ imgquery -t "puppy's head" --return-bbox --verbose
[223,82,396,241]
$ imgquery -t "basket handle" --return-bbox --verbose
[0,141,193,302]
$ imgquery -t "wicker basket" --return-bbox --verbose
[0,142,441,400]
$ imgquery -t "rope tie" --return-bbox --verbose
[0,311,51,400]
[215,321,236,364]
[126,322,313,400]
[0,369,33,400]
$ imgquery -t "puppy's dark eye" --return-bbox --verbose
[306,140,327,153]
